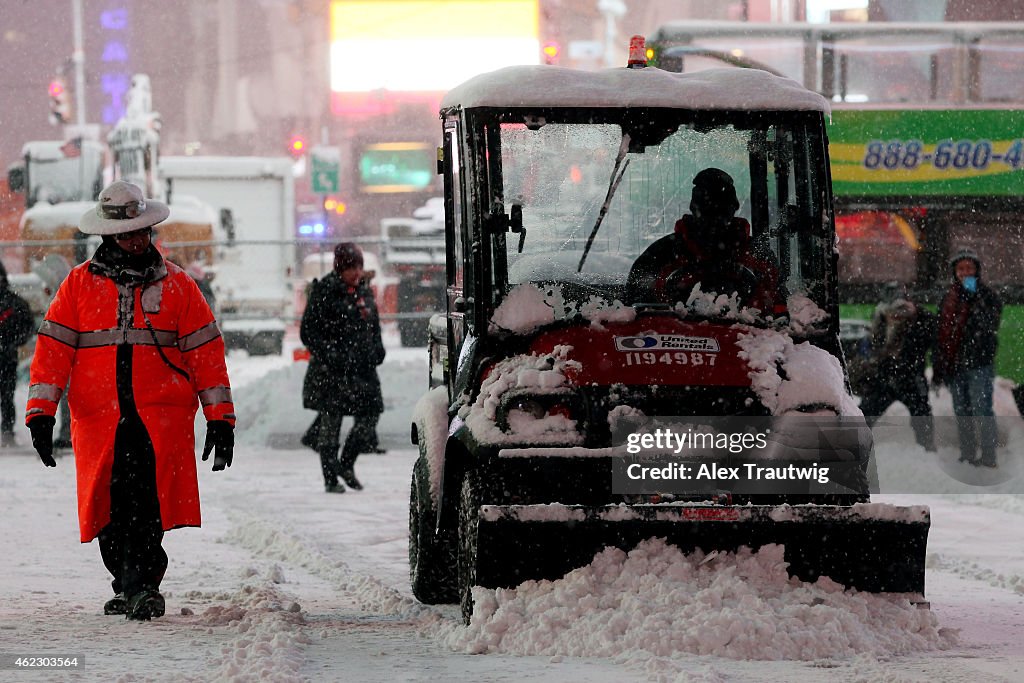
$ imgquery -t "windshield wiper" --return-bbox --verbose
[577,133,631,272]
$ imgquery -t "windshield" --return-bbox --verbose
[489,111,830,324]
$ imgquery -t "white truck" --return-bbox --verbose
[159,156,296,355]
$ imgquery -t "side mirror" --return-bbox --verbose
[7,165,25,193]
[220,208,236,246]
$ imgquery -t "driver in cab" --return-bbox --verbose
[626,168,785,316]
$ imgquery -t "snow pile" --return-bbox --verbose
[737,327,860,416]
[443,65,830,113]
[460,345,583,446]
[225,513,431,621]
[580,296,636,329]
[230,346,428,449]
[489,283,636,335]
[489,283,567,335]
[444,540,954,661]
[186,564,310,681]
[786,294,829,335]
[678,283,764,324]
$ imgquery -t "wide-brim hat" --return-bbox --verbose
[80,180,169,236]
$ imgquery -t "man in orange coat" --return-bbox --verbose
[26,181,236,621]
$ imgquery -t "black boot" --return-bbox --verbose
[339,468,362,490]
[126,589,165,621]
[103,593,127,615]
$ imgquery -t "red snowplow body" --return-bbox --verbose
[529,316,753,388]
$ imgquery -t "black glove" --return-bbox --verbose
[28,415,56,468]
[202,420,234,471]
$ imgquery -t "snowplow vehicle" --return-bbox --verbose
[409,54,930,623]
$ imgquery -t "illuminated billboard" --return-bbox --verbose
[358,142,434,192]
[330,0,540,93]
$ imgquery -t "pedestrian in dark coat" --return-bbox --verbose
[300,243,385,492]
[857,296,936,451]
[933,248,1002,467]
[0,261,35,446]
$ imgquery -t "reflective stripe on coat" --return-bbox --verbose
[26,259,234,542]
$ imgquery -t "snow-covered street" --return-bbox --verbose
[1,331,1023,683]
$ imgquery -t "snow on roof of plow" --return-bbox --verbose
[442,66,830,113]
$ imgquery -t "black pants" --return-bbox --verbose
[97,413,167,598]
[315,411,379,487]
[860,375,935,450]
[0,357,16,435]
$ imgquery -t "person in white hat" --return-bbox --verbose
[25,180,236,620]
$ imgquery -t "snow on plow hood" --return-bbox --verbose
[489,283,636,335]
[483,283,857,425]
[489,284,827,336]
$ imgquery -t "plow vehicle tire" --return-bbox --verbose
[408,458,457,604]
[458,471,481,624]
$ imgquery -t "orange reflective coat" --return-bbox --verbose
[26,259,234,542]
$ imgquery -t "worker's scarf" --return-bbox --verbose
[89,240,166,287]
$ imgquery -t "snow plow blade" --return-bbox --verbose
[471,503,929,595]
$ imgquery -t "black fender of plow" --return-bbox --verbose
[467,503,930,597]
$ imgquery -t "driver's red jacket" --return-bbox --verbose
[627,215,786,315]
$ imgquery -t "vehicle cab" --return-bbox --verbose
[432,64,846,423]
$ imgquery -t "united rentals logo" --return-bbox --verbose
[614,335,721,352]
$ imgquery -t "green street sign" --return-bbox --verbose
[310,146,340,194]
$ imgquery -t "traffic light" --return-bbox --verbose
[542,41,560,65]
[49,78,71,125]
[288,134,307,158]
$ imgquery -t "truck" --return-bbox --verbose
[379,197,446,346]
[6,74,216,280]
[408,47,930,623]
[159,156,296,356]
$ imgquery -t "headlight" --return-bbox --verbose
[509,398,545,420]
[495,390,582,438]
